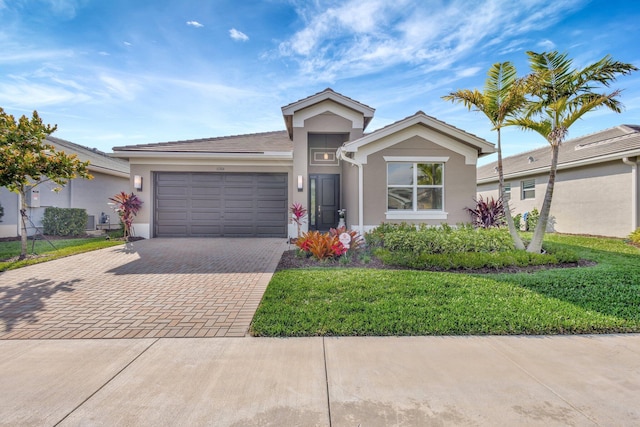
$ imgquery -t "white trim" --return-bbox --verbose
[384,156,449,163]
[112,151,293,160]
[337,147,364,233]
[291,100,364,129]
[343,113,494,157]
[386,161,446,213]
[385,211,448,220]
[281,90,375,118]
[133,223,151,239]
[353,125,479,165]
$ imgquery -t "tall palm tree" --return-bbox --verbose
[510,51,637,253]
[443,62,526,249]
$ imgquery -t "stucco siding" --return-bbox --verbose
[363,136,476,227]
[478,161,635,237]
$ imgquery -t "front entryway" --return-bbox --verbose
[309,174,340,231]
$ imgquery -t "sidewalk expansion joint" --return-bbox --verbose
[322,336,333,427]
[53,338,160,426]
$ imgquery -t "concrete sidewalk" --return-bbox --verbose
[1,334,639,426]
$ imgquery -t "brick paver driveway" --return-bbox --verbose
[0,238,287,339]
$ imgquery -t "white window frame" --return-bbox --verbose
[521,179,535,200]
[384,156,448,220]
[503,182,511,201]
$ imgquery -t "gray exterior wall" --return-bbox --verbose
[477,158,639,237]
[0,173,128,237]
[363,136,476,227]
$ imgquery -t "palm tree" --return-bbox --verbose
[443,62,526,249]
[510,51,637,253]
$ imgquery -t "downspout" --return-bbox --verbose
[622,157,638,230]
[337,147,364,234]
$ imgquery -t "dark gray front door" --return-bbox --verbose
[154,172,288,237]
[309,174,340,231]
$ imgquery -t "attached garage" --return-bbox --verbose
[154,172,288,237]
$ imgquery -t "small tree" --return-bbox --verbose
[0,108,92,259]
[109,192,143,241]
[466,196,505,229]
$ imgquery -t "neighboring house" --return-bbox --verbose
[477,125,640,238]
[0,137,130,238]
[112,89,495,239]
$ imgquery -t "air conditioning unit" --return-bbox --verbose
[25,187,40,207]
[86,215,95,230]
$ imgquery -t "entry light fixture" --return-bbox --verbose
[323,152,329,160]
[134,175,143,191]
[297,175,304,192]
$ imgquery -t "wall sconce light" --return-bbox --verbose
[297,175,304,192]
[323,152,329,160]
[134,175,143,191]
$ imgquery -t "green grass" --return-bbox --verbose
[0,237,124,271]
[250,234,640,336]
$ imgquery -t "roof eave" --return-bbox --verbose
[477,149,640,184]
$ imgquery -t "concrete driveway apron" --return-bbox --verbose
[0,238,287,339]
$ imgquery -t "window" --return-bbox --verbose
[521,179,535,199]
[387,162,444,211]
[503,183,511,201]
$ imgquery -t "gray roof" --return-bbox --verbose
[113,130,292,153]
[477,125,640,182]
[47,136,130,176]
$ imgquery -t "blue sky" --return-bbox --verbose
[1,0,639,165]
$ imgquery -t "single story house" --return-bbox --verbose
[112,89,495,239]
[477,125,640,238]
[0,136,130,238]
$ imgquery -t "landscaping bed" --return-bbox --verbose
[251,234,640,337]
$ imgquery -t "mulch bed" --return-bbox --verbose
[275,249,596,274]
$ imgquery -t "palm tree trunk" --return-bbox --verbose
[496,130,525,250]
[527,142,560,253]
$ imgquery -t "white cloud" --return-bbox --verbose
[277,0,585,83]
[537,39,556,50]
[229,28,249,42]
[0,80,91,107]
[123,41,132,46]
[186,21,204,28]
[98,51,110,56]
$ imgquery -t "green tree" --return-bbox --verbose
[510,51,637,253]
[0,108,92,259]
[443,62,526,249]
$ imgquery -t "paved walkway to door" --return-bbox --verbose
[0,238,288,339]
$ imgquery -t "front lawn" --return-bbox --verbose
[250,234,640,336]
[0,237,124,271]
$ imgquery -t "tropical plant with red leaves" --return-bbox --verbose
[109,192,143,240]
[290,202,307,238]
[466,196,505,229]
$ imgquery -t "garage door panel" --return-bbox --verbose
[157,199,189,208]
[191,199,222,209]
[155,172,287,237]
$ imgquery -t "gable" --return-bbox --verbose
[342,113,494,165]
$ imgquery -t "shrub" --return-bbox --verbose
[364,222,416,248]
[375,247,578,270]
[513,213,522,230]
[295,230,347,260]
[629,228,640,244]
[370,223,515,254]
[466,196,505,228]
[290,202,307,238]
[329,226,363,253]
[42,207,88,236]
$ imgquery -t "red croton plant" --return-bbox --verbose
[295,226,363,260]
[109,192,143,241]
